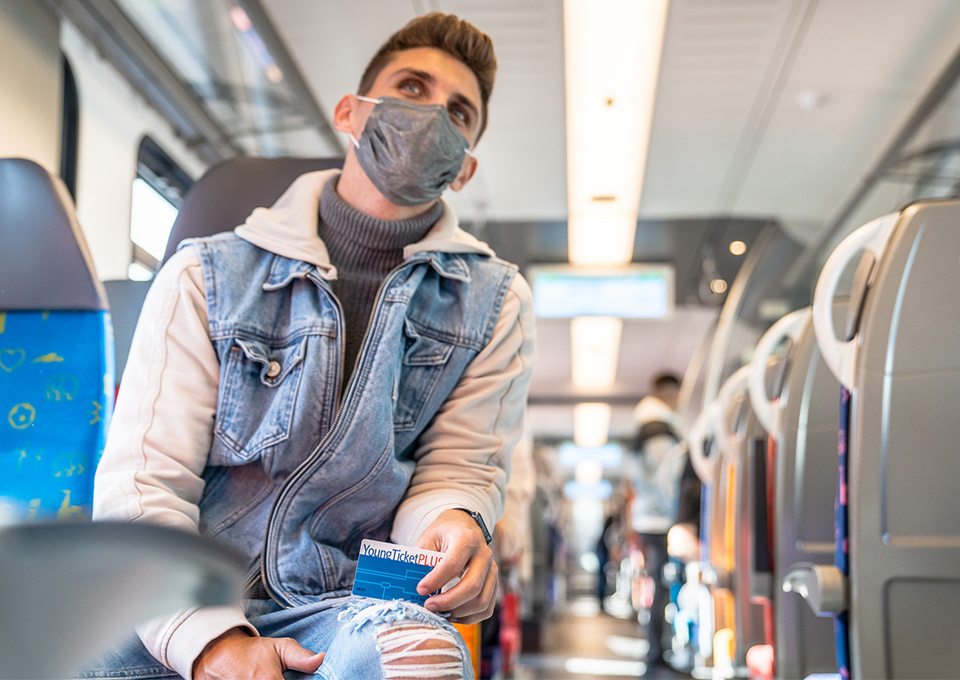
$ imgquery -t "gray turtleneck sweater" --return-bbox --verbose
[319,176,444,391]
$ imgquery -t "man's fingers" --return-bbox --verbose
[274,638,325,673]
[424,551,495,613]
[416,547,469,597]
[446,562,499,621]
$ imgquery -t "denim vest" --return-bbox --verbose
[185,233,516,608]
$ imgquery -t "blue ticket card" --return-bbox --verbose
[352,539,451,605]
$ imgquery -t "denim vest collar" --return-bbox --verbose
[234,169,494,280]
[259,250,472,293]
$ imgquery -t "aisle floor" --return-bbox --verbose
[512,598,689,680]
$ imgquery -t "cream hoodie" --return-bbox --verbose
[93,170,535,678]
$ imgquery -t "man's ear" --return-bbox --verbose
[449,153,478,192]
[332,94,357,136]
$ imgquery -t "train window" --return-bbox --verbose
[59,53,79,201]
[129,136,193,280]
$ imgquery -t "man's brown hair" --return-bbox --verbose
[358,12,497,141]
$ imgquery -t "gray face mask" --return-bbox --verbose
[350,95,474,207]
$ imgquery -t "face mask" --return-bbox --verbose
[349,95,475,207]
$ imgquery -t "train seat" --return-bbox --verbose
[102,279,151,382]
[0,159,252,680]
[690,366,767,676]
[101,158,343,390]
[0,158,114,522]
[750,307,838,679]
[812,202,960,678]
[161,156,343,263]
[725,361,782,674]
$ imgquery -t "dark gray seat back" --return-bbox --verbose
[0,159,107,311]
[730,399,772,669]
[774,318,838,678]
[162,157,342,263]
[846,200,960,678]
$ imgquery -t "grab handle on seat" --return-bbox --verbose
[812,213,899,389]
[749,308,811,434]
[716,365,751,461]
[689,401,721,484]
[783,562,848,617]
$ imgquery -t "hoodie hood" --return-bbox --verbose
[234,169,495,280]
[633,395,680,429]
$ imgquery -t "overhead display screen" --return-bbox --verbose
[530,265,675,319]
[559,442,623,469]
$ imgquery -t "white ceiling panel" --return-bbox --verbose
[641,0,960,244]
[640,0,807,216]
[735,0,960,229]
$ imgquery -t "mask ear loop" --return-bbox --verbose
[348,95,382,149]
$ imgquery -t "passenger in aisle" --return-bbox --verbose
[82,12,534,680]
[625,374,687,672]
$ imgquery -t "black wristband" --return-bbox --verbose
[454,508,492,545]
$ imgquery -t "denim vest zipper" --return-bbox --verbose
[258,256,431,605]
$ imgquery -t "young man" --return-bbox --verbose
[85,13,534,680]
[625,373,685,671]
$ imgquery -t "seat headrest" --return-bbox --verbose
[0,158,107,310]
[162,156,343,263]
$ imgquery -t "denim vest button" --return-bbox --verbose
[266,360,282,378]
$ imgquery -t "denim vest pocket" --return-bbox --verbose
[393,319,454,432]
[214,335,307,461]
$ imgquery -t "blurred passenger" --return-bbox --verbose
[492,424,536,569]
[595,512,622,606]
[84,12,535,680]
[625,373,687,670]
[483,425,536,678]
[668,457,702,564]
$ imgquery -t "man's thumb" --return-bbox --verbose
[275,638,325,673]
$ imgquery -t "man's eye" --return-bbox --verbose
[450,108,468,124]
[401,81,422,96]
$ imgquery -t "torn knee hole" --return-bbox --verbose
[376,622,464,679]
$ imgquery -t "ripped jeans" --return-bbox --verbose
[76,597,473,680]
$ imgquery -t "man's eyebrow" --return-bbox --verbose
[449,92,479,123]
[393,67,436,85]
[392,68,480,124]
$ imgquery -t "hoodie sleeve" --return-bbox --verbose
[390,273,536,545]
[92,247,255,679]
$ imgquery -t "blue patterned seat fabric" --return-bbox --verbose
[0,158,114,522]
[0,311,113,521]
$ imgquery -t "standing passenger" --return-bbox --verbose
[625,373,686,672]
[84,13,534,680]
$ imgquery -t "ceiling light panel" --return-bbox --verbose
[571,317,623,387]
[574,402,613,447]
[564,0,670,266]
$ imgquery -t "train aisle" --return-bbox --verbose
[515,596,688,680]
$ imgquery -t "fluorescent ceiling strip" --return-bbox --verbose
[571,317,622,388]
[563,0,669,266]
[574,402,613,447]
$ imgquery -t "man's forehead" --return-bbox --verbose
[377,47,481,105]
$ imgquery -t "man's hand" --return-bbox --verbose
[415,509,499,625]
[193,628,324,680]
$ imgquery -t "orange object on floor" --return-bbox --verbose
[453,622,481,678]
